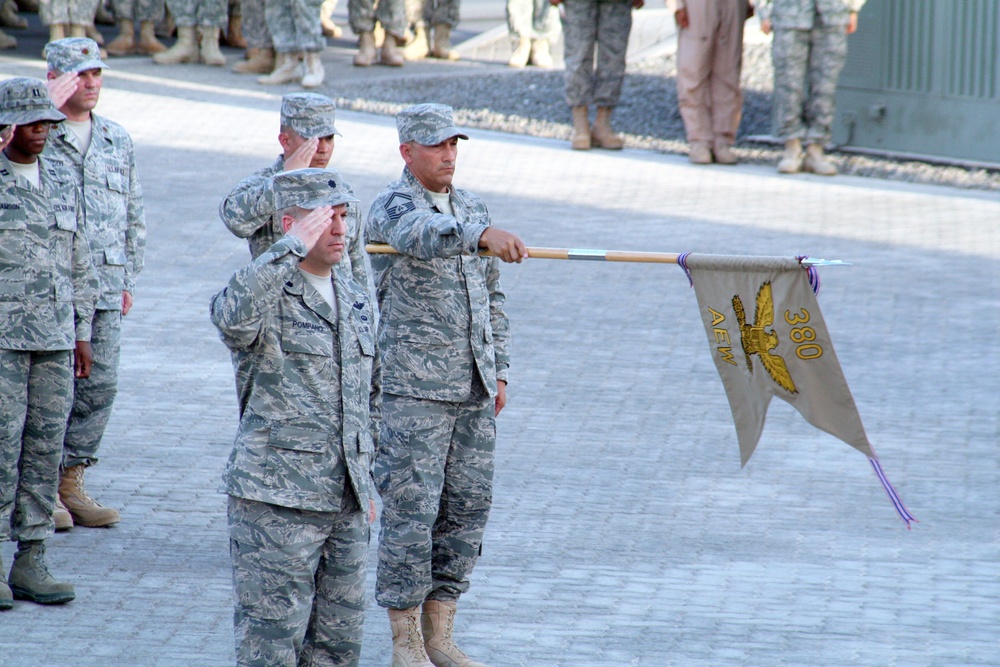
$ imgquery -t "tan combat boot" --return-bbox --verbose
[0,553,12,611]
[199,25,225,65]
[137,20,166,53]
[430,23,458,60]
[713,141,737,165]
[257,51,302,84]
[232,46,275,74]
[529,38,552,68]
[422,600,489,667]
[320,0,342,38]
[300,51,325,88]
[507,36,529,68]
[591,106,624,150]
[777,138,804,174]
[353,30,376,66]
[105,19,135,56]
[571,105,590,150]
[153,25,198,64]
[403,23,429,61]
[803,142,837,176]
[53,496,74,531]
[0,0,26,29]
[688,141,712,164]
[389,606,434,667]
[59,464,120,527]
[8,541,75,605]
[380,34,404,67]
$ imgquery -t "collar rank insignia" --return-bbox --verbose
[732,281,797,394]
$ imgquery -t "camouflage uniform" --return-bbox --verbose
[507,0,557,41]
[45,42,147,471]
[758,0,866,143]
[110,0,165,22]
[239,0,272,50]
[0,79,98,545]
[366,105,510,609]
[265,0,324,53]
[210,169,379,666]
[40,0,101,25]
[560,0,634,107]
[348,0,406,38]
[162,0,227,28]
[421,0,457,28]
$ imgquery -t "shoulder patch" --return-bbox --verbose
[383,192,415,222]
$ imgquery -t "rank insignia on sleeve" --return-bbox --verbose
[383,192,415,221]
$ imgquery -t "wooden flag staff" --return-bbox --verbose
[365,244,848,267]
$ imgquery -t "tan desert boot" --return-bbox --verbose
[430,23,459,60]
[422,600,489,667]
[353,30,376,66]
[571,105,591,150]
[591,106,624,150]
[803,143,838,176]
[233,47,275,74]
[137,20,167,53]
[777,138,804,173]
[59,464,120,527]
[153,25,198,64]
[389,606,434,667]
[105,19,134,56]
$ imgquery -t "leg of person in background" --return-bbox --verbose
[402,0,428,61]
[589,0,630,149]
[196,0,228,65]
[232,0,273,72]
[259,0,303,83]
[154,0,200,63]
[771,26,809,173]
[707,0,746,165]
[801,22,847,176]
[561,0,598,150]
[426,0,458,60]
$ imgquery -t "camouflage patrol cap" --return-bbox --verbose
[273,168,359,211]
[280,93,340,139]
[396,103,468,146]
[0,77,66,125]
[45,37,110,74]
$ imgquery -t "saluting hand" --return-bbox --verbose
[46,71,80,110]
[285,205,334,253]
[283,137,319,172]
[479,227,529,264]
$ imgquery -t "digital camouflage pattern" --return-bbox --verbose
[219,159,368,286]
[280,92,341,139]
[62,309,121,468]
[756,0,866,28]
[0,78,66,126]
[44,37,110,74]
[111,0,166,23]
[265,0,325,53]
[374,389,494,608]
[366,158,509,608]
[210,233,379,514]
[506,0,558,41]
[0,350,75,543]
[228,495,369,667]
[0,153,97,350]
[421,0,459,28]
[395,102,468,146]
[761,0,865,143]
[348,0,406,38]
[561,0,634,107]
[272,167,358,210]
[45,113,147,312]
[40,0,101,25]
[366,166,509,402]
[238,0,272,49]
[162,0,227,27]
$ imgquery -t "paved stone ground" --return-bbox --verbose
[0,25,998,667]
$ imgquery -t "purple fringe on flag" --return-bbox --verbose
[678,252,693,287]
[797,256,821,294]
[868,457,917,528]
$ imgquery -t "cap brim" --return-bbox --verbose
[300,193,360,209]
[416,128,469,146]
[297,124,342,139]
[67,59,110,73]
[3,108,67,124]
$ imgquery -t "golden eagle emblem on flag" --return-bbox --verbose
[732,282,797,394]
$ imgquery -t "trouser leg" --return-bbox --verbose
[708,0,746,145]
[592,0,631,108]
[561,0,598,107]
[676,0,716,143]
[14,351,73,543]
[804,23,847,146]
[771,27,810,141]
[63,309,120,470]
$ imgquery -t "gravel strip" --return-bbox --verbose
[333,44,1000,192]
